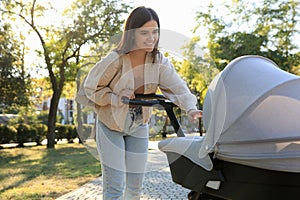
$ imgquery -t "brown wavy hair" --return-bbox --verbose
[115,6,160,62]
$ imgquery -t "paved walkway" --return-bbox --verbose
[56,141,190,200]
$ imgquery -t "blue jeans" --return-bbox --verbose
[96,107,149,200]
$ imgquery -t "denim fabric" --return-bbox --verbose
[96,108,149,200]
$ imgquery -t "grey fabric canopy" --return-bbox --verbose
[159,55,300,172]
[200,55,300,172]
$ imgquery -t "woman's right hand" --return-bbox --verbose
[118,89,135,106]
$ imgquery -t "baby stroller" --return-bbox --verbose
[156,55,300,200]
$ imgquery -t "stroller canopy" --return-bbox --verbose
[200,55,300,172]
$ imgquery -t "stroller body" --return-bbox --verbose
[158,56,300,199]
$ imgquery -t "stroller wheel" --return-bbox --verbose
[188,191,225,200]
[188,191,201,200]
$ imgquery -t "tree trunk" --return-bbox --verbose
[47,91,60,148]
[76,77,83,143]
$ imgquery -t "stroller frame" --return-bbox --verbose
[167,151,300,200]
[123,94,300,200]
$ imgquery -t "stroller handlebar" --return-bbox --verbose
[121,94,185,137]
[121,94,176,108]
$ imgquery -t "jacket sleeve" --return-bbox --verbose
[84,51,120,107]
[157,53,198,112]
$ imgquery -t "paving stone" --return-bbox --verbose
[56,141,190,200]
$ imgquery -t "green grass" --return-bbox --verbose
[0,143,101,200]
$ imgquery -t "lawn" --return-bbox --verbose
[0,142,101,200]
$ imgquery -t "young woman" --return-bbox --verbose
[84,6,202,200]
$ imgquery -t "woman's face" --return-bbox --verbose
[133,20,159,52]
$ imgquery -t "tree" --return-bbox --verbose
[193,2,226,70]
[254,0,300,72]
[213,32,265,70]
[1,0,130,148]
[0,21,31,113]
[180,36,218,103]
[193,0,300,72]
[180,36,219,134]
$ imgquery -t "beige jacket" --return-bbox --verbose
[84,51,198,132]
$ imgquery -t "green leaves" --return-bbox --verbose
[194,0,300,72]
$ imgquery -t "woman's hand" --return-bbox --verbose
[188,109,203,122]
[118,89,135,106]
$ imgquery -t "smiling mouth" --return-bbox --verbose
[144,42,155,47]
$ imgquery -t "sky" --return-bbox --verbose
[24,0,212,76]
[23,0,300,76]
[48,0,210,37]
[128,0,210,37]
[130,0,299,45]
[126,0,218,59]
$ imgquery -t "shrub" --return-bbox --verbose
[16,123,34,147]
[55,123,67,141]
[37,111,49,125]
[1,123,80,146]
[65,124,77,143]
[55,124,78,142]
[31,123,48,145]
[0,124,17,144]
